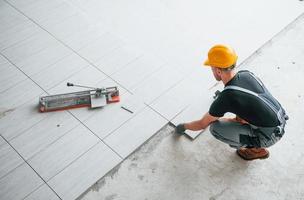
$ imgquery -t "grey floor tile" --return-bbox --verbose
[0,137,23,179]
[104,106,168,158]
[0,21,40,51]
[0,78,44,109]
[94,45,143,75]
[132,65,185,104]
[10,111,80,160]
[111,54,165,91]
[48,142,122,200]
[0,55,27,93]
[30,53,89,90]
[24,184,59,200]
[0,163,43,200]
[28,124,99,181]
[0,94,49,141]
[83,93,146,139]
[77,32,124,63]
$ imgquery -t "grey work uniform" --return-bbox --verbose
[209,70,288,149]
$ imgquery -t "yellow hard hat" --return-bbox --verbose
[204,44,238,68]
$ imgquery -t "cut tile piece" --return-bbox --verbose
[104,106,168,158]
[77,32,124,63]
[30,53,89,90]
[48,142,121,200]
[0,94,49,141]
[0,55,27,93]
[94,45,142,75]
[111,54,165,91]
[0,78,44,109]
[132,64,185,104]
[0,137,23,179]
[83,92,145,139]
[184,129,206,140]
[10,111,80,160]
[28,124,99,181]
[24,184,59,200]
[0,163,43,200]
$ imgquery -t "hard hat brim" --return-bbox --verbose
[203,59,211,66]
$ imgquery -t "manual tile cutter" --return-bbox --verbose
[39,83,120,112]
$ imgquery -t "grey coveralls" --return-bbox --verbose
[209,70,288,149]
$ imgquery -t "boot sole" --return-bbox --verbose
[236,150,270,161]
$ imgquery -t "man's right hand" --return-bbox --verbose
[175,124,186,134]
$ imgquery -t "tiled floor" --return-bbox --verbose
[0,0,303,199]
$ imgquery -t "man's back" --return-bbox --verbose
[209,70,282,127]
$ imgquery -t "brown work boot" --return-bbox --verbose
[236,148,269,161]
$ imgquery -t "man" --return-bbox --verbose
[176,44,288,161]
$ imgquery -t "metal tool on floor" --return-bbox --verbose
[39,83,120,112]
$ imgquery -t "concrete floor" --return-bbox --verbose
[79,14,304,200]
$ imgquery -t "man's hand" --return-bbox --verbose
[175,124,186,134]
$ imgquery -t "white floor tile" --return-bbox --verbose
[0,94,49,141]
[0,1,28,31]
[48,142,121,200]
[16,45,72,78]
[150,67,217,121]
[1,31,56,65]
[94,45,142,75]
[10,111,80,160]
[24,184,59,200]
[17,0,65,24]
[104,106,168,158]
[0,78,44,109]
[0,55,27,93]
[0,137,23,179]
[28,124,99,181]
[47,65,107,95]
[83,93,145,139]
[111,54,164,91]
[132,65,185,104]
[30,53,89,90]
[0,21,40,51]
[0,163,43,200]
[77,32,123,63]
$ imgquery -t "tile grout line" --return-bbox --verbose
[0,135,63,200]
[67,111,124,160]
[3,0,134,95]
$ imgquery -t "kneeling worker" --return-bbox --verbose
[176,44,288,161]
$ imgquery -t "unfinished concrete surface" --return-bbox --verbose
[80,14,304,200]
[1,0,304,199]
